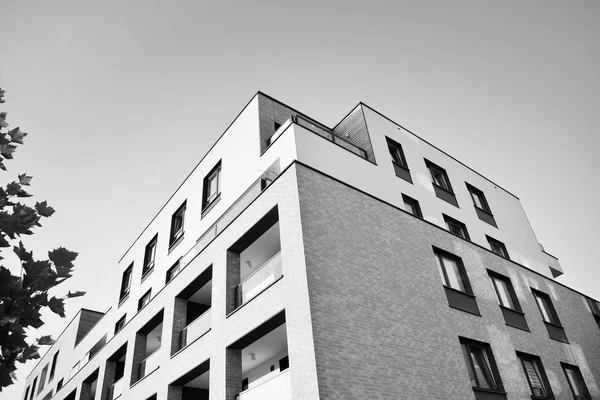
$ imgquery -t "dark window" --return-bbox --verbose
[517,352,553,399]
[169,202,186,246]
[119,264,133,301]
[402,194,422,218]
[138,289,152,311]
[30,377,37,400]
[426,160,453,192]
[489,271,520,311]
[279,356,289,371]
[202,161,222,210]
[242,378,249,391]
[444,215,470,240]
[24,386,30,400]
[586,297,600,316]
[459,338,504,395]
[49,351,59,380]
[274,121,281,131]
[434,249,471,294]
[532,289,561,326]
[387,137,408,168]
[561,363,591,400]
[142,235,158,277]
[56,379,63,392]
[166,260,181,284]
[487,236,510,259]
[466,183,497,227]
[114,315,126,334]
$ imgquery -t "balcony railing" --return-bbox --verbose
[235,251,282,308]
[138,348,160,380]
[294,115,368,159]
[179,308,211,349]
[237,369,291,400]
[108,377,124,400]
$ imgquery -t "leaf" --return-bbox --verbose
[8,128,26,144]
[47,297,65,317]
[36,335,55,346]
[35,201,55,218]
[48,247,78,269]
[18,174,32,186]
[13,241,33,262]
[6,182,31,198]
[66,290,86,299]
[21,344,40,361]
[0,144,17,159]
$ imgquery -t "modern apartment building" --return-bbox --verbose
[22,92,600,400]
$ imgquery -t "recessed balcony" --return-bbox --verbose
[108,376,124,400]
[236,250,282,308]
[173,269,212,353]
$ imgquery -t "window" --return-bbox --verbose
[487,236,510,259]
[274,121,281,131]
[386,138,412,183]
[489,272,519,311]
[142,235,157,277]
[444,215,470,240]
[561,363,591,400]
[517,352,553,399]
[138,289,152,311]
[586,297,600,329]
[202,161,222,211]
[119,264,133,301]
[466,183,497,227]
[114,315,126,334]
[49,351,59,380]
[166,260,181,284]
[24,386,30,400]
[56,379,63,392]
[532,288,568,342]
[459,338,505,397]
[169,202,186,246]
[402,194,422,218]
[435,248,471,293]
[425,159,459,206]
[30,377,37,400]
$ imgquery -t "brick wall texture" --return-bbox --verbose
[332,105,375,163]
[76,310,105,346]
[295,163,600,400]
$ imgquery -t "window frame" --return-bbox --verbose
[532,289,562,326]
[443,214,471,241]
[142,235,158,278]
[402,194,423,219]
[386,137,409,168]
[138,289,152,311]
[459,337,505,395]
[517,352,554,399]
[561,363,591,400]
[425,159,454,193]
[488,271,521,312]
[169,201,186,247]
[49,351,59,381]
[165,259,181,284]
[466,183,492,213]
[487,236,510,259]
[114,315,126,334]
[119,264,133,302]
[434,248,473,294]
[202,160,222,211]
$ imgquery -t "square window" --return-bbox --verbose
[169,202,186,246]
[119,264,133,301]
[561,363,591,400]
[142,235,158,277]
[402,194,422,218]
[487,236,510,259]
[202,161,222,211]
[443,215,470,240]
[517,352,553,399]
[459,338,505,395]
[138,289,152,311]
[114,315,126,334]
[434,248,472,294]
[166,260,181,284]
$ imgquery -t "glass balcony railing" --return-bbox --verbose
[138,348,160,380]
[293,115,368,159]
[237,369,291,400]
[108,377,124,400]
[179,309,211,349]
[235,251,282,308]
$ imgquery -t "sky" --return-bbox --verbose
[1,0,599,397]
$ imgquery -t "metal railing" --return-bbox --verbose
[179,309,212,349]
[235,252,282,308]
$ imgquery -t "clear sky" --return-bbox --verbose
[2,0,599,397]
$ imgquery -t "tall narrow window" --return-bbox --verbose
[49,351,59,380]
[386,137,412,183]
[532,288,568,342]
[138,289,152,311]
[402,194,422,218]
[466,183,497,227]
[169,202,186,246]
[489,272,518,310]
[166,259,181,284]
[30,377,37,400]
[435,249,471,294]
[119,264,133,302]
[115,315,126,334]
[517,352,553,399]
[561,363,591,400]
[459,338,504,397]
[142,235,157,277]
[23,386,30,400]
[202,161,222,212]
[443,215,470,240]
[425,159,459,206]
[487,236,510,259]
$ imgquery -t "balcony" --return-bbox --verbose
[294,115,368,159]
[108,377,123,400]
[236,251,282,308]
[138,347,160,380]
[180,309,211,348]
[237,369,291,400]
